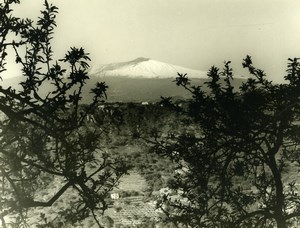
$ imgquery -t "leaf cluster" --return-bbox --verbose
[155,56,300,228]
[0,1,128,227]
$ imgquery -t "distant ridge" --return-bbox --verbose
[89,57,208,79]
[1,58,247,102]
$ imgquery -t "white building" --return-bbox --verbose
[110,193,120,200]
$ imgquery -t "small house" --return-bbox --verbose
[110,193,120,200]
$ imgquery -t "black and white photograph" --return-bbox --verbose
[1,0,300,227]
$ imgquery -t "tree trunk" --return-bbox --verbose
[275,216,287,228]
[268,155,287,228]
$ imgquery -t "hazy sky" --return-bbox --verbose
[8,0,300,82]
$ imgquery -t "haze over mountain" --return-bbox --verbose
[89,57,208,79]
[85,57,246,102]
[1,58,247,102]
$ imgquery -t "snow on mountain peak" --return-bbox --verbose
[89,58,208,79]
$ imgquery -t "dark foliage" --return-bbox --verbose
[0,1,128,227]
[153,56,300,228]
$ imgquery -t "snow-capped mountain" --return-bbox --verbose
[1,58,247,102]
[89,57,208,79]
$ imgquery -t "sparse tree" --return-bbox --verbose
[0,1,128,227]
[153,56,300,228]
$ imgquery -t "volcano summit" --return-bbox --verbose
[89,57,208,79]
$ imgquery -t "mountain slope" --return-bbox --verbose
[1,58,247,102]
[89,57,208,79]
[83,77,246,102]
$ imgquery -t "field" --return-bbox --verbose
[9,171,160,228]
[103,171,161,227]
